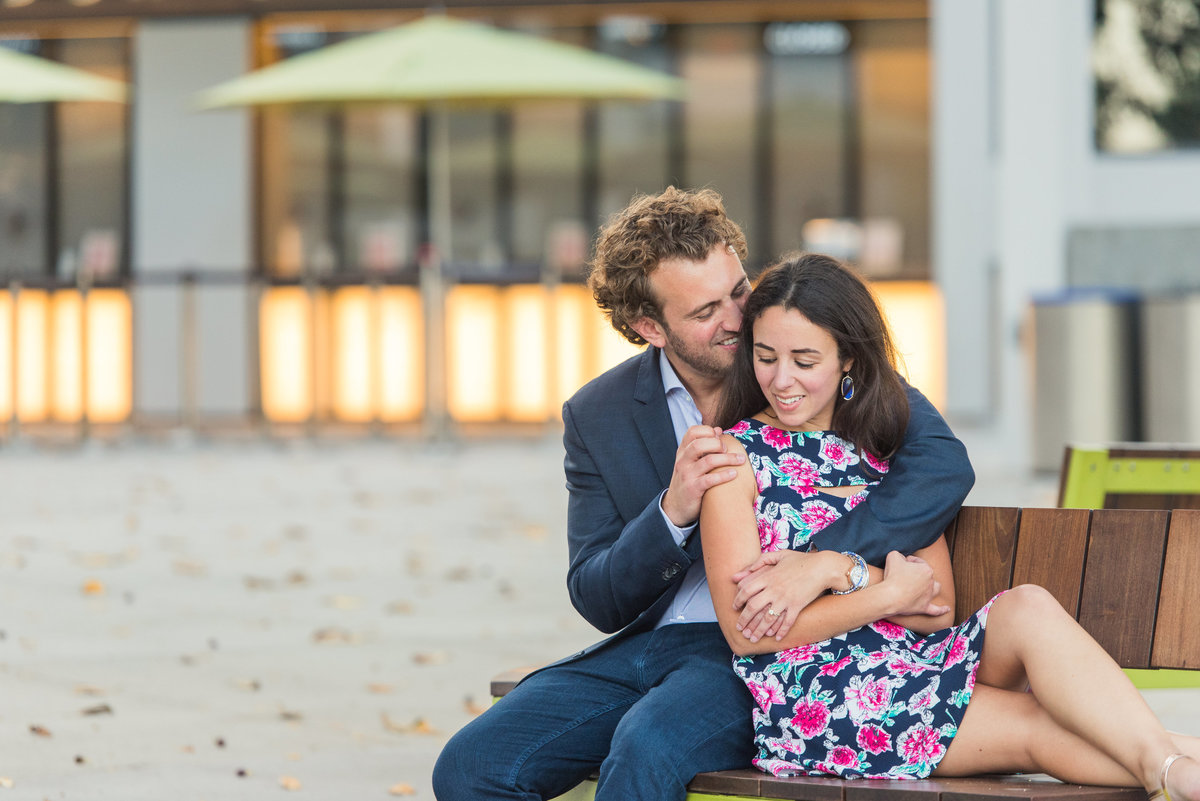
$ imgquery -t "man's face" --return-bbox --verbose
[638,244,750,384]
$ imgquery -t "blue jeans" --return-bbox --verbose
[432,623,754,800]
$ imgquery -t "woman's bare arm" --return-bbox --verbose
[701,436,954,656]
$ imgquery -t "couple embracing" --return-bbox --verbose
[435,188,1200,801]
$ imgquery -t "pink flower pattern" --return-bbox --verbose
[791,699,832,738]
[857,724,892,754]
[728,419,994,781]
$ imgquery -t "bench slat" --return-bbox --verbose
[1011,508,1089,617]
[1152,509,1200,669]
[949,507,1019,624]
[1078,509,1169,668]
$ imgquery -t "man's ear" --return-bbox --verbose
[630,316,667,349]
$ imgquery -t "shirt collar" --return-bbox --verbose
[659,349,687,397]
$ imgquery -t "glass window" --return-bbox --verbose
[1095,0,1200,153]
[856,19,930,276]
[679,24,761,261]
[0,85,48,278]
[343,107,419,274]
[444,109,502,272]
[57,37,129,281]
[0,36,128,280]
[767,22,852,259]
[595,17,672,223]
[261,106,334,277]
[511,25,587,273]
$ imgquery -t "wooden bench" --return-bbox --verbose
[1059,443,1200,510]
[491,506,1200,801]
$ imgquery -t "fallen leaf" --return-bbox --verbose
[366,683,394,695]
[29,725,51,737]
[522,524,547,541]
[384,601,413,615]
[312,627,356,645]
[81,579,105,596]
[463,695,488,716]
[282,524,308,540]
[74,755,85,765]
[279,708,303,722]
[445,566,472,582]
[81,704,113,716]
[388,783,416,796]
[233,678,262,692]
[285,571,309,585]
[172,559,207,577]
[74,685,105,696]
[327,595,361,611]
[279,775,302,791]
[381,712,437,735]
[0,776,12,788]
[412,650,447,666]
[244,575,275,590]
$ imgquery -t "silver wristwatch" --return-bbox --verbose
[831,551,869,595]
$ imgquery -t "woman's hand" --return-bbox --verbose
[881,551,951,618]
[730,550,838,643]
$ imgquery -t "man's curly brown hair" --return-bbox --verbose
[588,187,749,346]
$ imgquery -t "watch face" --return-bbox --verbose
[850,561,867,588]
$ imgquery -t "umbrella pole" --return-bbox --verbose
[421,103,452,439]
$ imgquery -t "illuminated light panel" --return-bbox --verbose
[502,285,549,422]
[378,287,423,422]
[51,291,84,422]
[552,286,589,415]
[872,281,947,410]
[86,290,133,423]
[594,304,642,375]
[0,295,11,420]
[16,290,49,422]
[330,287,373,422]
[446,285,502,422]
[260,288,314,423]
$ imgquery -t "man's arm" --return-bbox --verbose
[563,403,742,634]
[806,381,973,564]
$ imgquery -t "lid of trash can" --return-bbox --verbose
[1031,286,1141,306]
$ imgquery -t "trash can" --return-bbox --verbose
[1031,288,1140,472]
[1140,292,1200,442]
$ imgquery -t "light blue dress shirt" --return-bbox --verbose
[655,350,718,627]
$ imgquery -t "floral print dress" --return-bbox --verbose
[726,418,998,780]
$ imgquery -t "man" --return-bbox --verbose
[433,187,973,800]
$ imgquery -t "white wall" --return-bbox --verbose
[935,0,1200,470]
[132,18,254,421]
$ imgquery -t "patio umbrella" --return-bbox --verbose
[0,46,127,103]
[196,14,683,434]
[196,14,683,262]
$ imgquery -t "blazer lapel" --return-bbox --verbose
[632,348,677,488]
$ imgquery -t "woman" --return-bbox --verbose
[699,253,1199,800]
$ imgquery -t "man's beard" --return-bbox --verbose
[662,325,734,381]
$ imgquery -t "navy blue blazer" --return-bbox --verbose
[560,346,974,652]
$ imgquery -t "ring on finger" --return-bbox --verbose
[766,607,781,617]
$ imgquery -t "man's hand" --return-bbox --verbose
[729,550,832,643]
[882,551,950,618]
[660,426,744,528]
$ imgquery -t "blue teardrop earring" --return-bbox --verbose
[840,373,855,401]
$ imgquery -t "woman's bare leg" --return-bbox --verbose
[936,685,1200,786]
[965,585,1200,796]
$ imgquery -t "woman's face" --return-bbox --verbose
[751,305,851,431]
